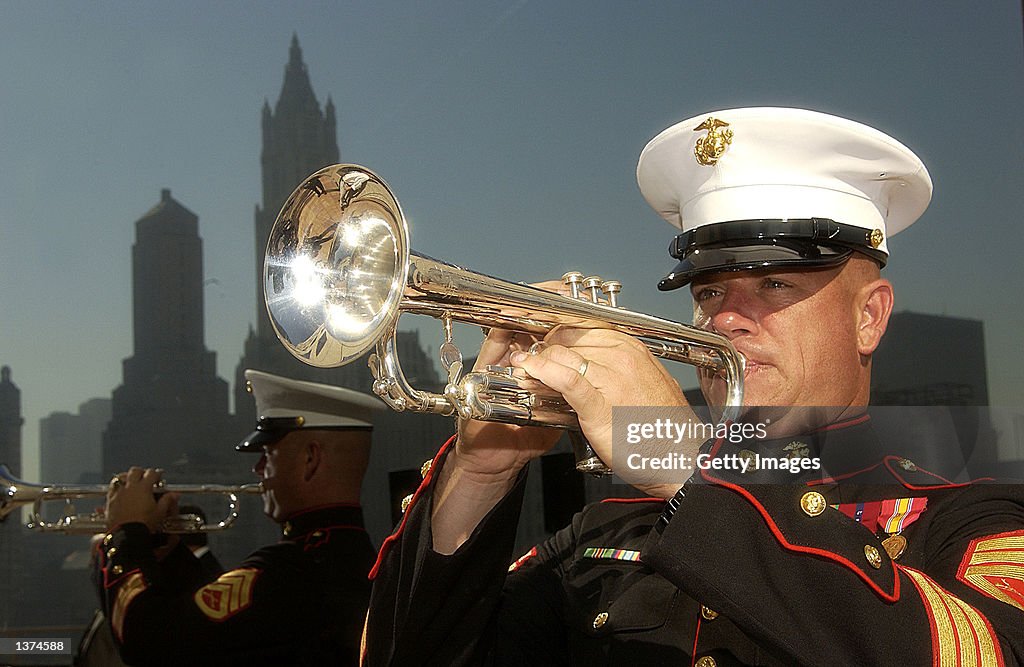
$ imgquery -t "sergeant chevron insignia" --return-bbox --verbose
[194,568,260,621]
[956,529,1024,613]
[902,566,1003,665]
[111,572,147,642]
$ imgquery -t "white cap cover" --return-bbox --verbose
[636,107,932,289]
[236,369,384,451]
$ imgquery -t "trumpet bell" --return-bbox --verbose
[264,165,410,368]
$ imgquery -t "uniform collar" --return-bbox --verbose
[280,503,365,540]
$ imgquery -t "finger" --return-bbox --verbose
[141,467,163,488]
[531,344,604,385]
[475,328,517,368]
[125,467,144,483]
[507,333,540,355]
[527,279,573,296]
[545,326,636,349]
[545,328,679,386]
[510,349,603,409]
[476,329,539,369]
[156,492,179,521]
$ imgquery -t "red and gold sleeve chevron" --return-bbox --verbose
[192,568,261,622]
[110,572,147,642]
[901,565,1005,667]
[956,529,1024,615]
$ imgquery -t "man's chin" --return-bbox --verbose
[261,497,276,521]
[702,380,779,416]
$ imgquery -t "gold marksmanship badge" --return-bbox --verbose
[693,117,733,166]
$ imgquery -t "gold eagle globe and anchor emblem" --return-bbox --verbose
[693,117,733,166]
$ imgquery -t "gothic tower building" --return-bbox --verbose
[231,37,458,544]
[233,35,441,427]
[102,190,232,474]
[253,34,339,348]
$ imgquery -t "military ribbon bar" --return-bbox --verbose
[830,500,882,527]
[583,548,641,562]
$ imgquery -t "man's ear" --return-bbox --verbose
[303,439,323,482]
[856,278,894,356]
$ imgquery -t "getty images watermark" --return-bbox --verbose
[611,406,822,484]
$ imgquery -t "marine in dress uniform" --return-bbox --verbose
[364,108,1024,665]
[95,370,383,666]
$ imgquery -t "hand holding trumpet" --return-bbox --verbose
[106,467,180,533]
[432,281,703,554]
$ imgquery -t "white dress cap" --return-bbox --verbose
[236,369,385,451]
[636,107,932,290]
[246,369,383,427]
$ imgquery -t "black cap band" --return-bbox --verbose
[659,218,886,291]
[235,416,373,452]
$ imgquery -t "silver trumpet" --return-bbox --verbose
[0,464,263,533]
[263,164,744,474]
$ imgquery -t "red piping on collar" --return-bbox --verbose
[882,456,991,490]
[806,462,884,487]
[368,434,457,580]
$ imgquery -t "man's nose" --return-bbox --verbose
[253,453,267,476]
[710,290,759,339]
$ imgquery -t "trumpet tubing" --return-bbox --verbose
[263,164,744,472]
[0,465,263,534]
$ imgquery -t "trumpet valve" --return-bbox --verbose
[561,271,584,299]
[600,280,622,307]
[582,276,603,302]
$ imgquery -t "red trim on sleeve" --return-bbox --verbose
[368,434,457,580]
[103,566,143,590]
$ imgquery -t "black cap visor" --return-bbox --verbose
[658,218,886,291]
[235,416,374,452]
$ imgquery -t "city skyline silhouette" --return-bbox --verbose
[2,2,1022,483]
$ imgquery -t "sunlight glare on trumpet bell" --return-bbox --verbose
[289,254,326,307]
[327,302,370,336]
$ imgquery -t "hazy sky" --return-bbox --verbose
[1,1,1022,479]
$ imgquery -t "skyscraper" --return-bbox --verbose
[231,37,459,544]
[233,35,441,426]
[0,365,24,628]
[0,366,22,477]
[102,189,232,474]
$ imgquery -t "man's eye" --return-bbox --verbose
[693,287,721,302]
[762,278,788,290]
